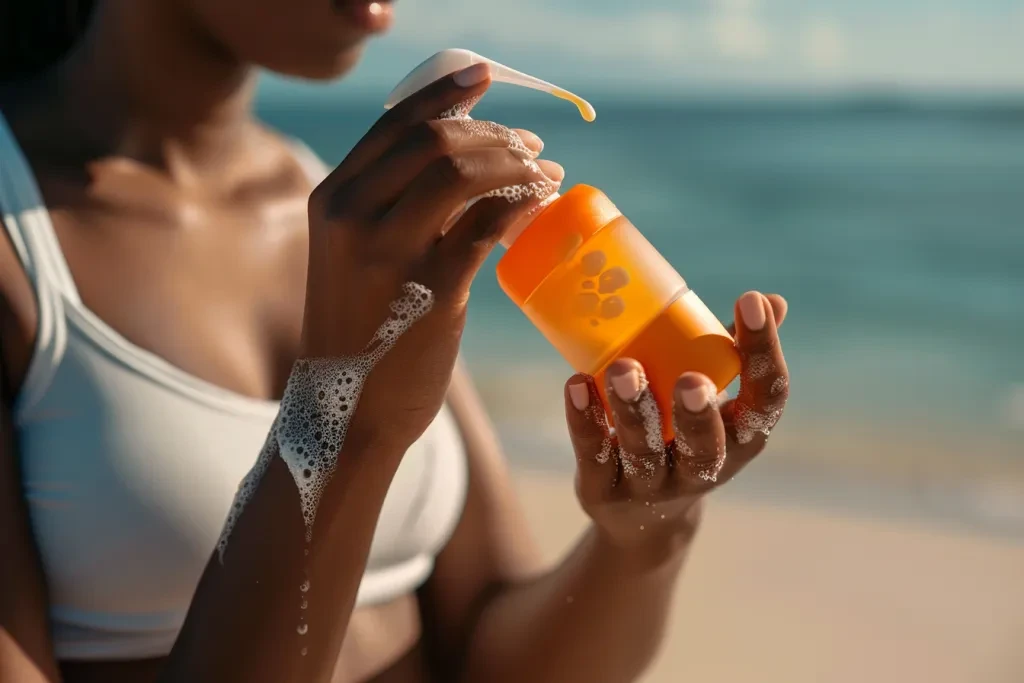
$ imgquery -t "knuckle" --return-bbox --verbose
[767,375,790,399]
[307,184,328,217]
[378,102,412,129]
[431,152,472,187]
[619,450,662,480]
[327,191,361,224]
[574,435,607,461]
[756,377,789,407]
[308,187,367,238]
[610,402,643,429]
[412,120,453,156]
[504,147,534,172]
[741,334,779,356]
[482,120,515,143]
[682,415,716,440]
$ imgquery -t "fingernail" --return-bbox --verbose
[609,364,644,402]
[569,381,590,411]
[681,384,711,413]
[739,291,766,331]
[516,130,544,154]
[536,159,565,184]
[454,63,490,87]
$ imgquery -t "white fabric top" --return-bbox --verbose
[0,113,467,660]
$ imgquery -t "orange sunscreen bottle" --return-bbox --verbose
[387,50,740,440]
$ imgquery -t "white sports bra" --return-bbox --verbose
[0,113,468,660]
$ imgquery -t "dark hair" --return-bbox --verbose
[0,0,95,82]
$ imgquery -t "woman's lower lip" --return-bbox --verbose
[336,1,395,33]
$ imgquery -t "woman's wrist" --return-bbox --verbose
[592,500,703,574]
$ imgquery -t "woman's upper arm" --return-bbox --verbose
[418,360,545,667]
[0,233,61,682]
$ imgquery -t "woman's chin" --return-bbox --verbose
[267,42,369,82]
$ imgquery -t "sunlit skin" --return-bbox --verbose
[0,1,791,682]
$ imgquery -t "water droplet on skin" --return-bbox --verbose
[598,266,629,293]
[566,595,575,604]
[580,251,607,276]
[297,624,308,635]
[640,525,645,530]
[300,579,310,593]
[301,647,308,656]
[661,514,666,519]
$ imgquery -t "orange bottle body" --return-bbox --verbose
[496,185,740,441]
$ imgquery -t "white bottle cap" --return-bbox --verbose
[386,50,591,249]
[499,192,560,248]
[385,49,596,122]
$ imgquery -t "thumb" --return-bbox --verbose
[427,192,553,301]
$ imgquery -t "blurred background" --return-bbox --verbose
[257,1,1024,680]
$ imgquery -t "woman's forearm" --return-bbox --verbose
[160,430,405,683]
[459,507,701,683]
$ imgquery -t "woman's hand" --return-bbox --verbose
[300,63,563,452]
[564,291,789,554]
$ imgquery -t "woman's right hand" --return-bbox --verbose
[299,63,562,453]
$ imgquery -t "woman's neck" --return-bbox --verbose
[49,0,261,177]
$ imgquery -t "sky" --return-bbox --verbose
[259,0,1024,100]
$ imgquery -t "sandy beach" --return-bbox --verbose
[512,469,1024,683]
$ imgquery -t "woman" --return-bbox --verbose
[0,1,791,682]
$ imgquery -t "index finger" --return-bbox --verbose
[727,292,789,450]
[322,63,494,192]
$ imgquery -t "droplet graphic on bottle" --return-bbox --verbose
[600,296,625,319]
[581,251,606,277]
[297,624,308,635]
[574,292,600,316]
[598,267,629,294]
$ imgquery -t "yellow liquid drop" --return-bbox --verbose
[552,88,597,122]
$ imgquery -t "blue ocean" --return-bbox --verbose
[257,92,1024,530]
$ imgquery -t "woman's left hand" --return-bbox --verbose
[564,290,789,553]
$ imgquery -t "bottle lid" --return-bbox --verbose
[386,49,596,122]
[497,185,622,307]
